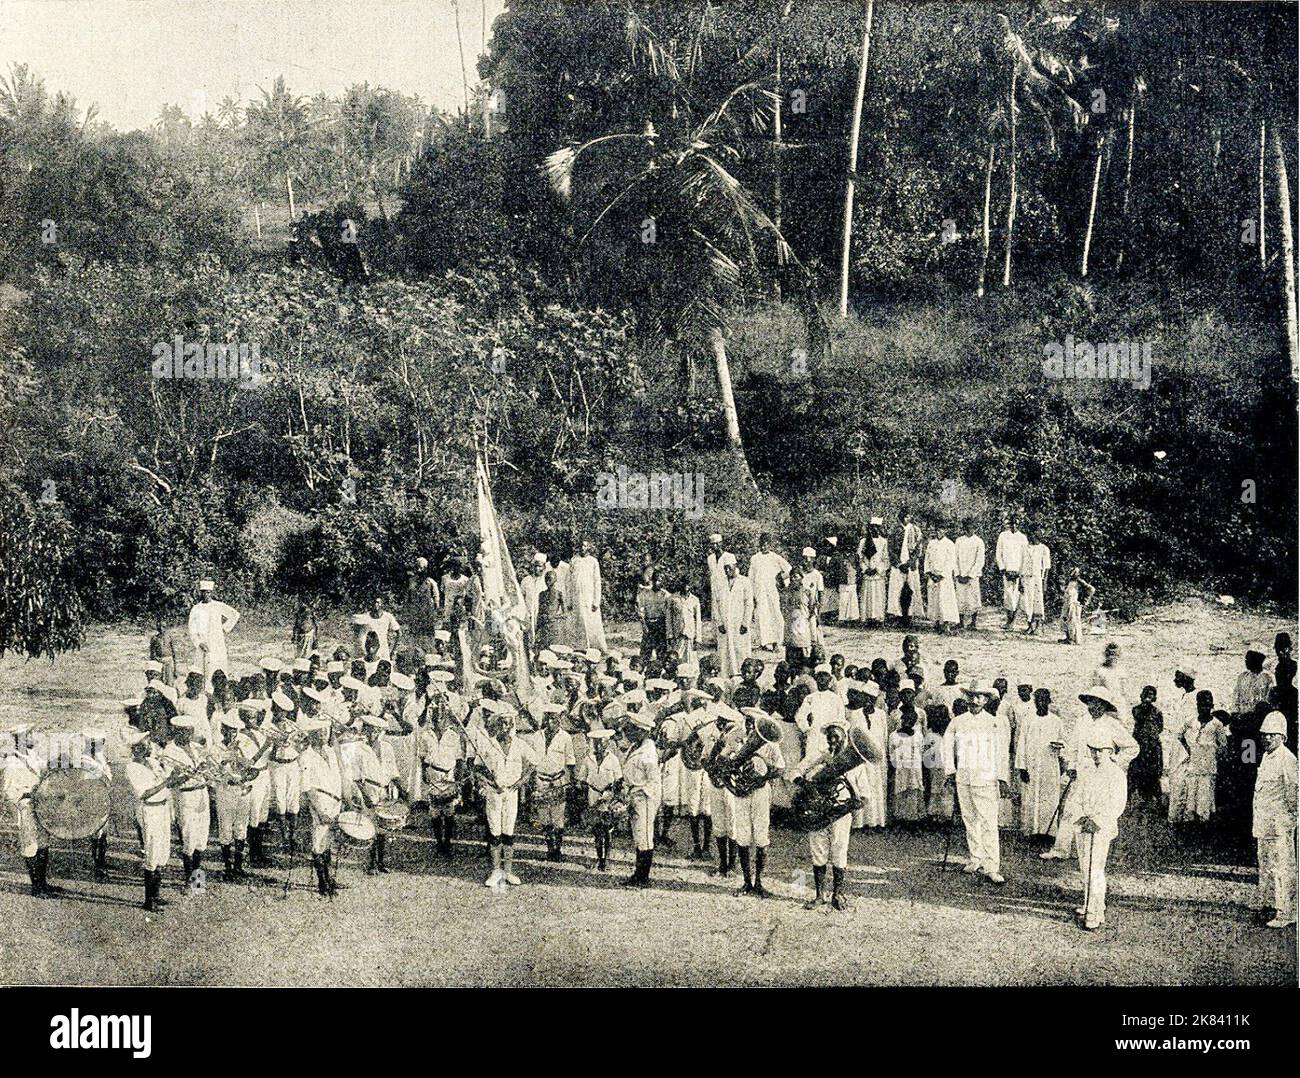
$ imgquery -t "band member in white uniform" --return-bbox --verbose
[166,715,212,892]
[787,717,865,911]
[213,712,255,881]
[620,711,663,888]
[728,707,786,897]
[1,725,63,898]
[126,728,182,912]
[477,712,536,887]
[268,690,303,854]
[298,715,343,897]
[418,689,466,858]
[580,729,624,871]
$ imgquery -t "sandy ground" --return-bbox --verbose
[0,597,1295,987]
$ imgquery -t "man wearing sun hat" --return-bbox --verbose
[942,679,1010,884]
[1252,711,1297,928]
[187,578,240,690]
[1073,723,1130,930]
[1041,685,1138,861]
[125,727,184,911]
[717,554,755,681]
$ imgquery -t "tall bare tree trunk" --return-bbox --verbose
[1081,135,1105,277]
[285,171,297,221]
[773,43,784,278]
[1001,67,1018,288]
[976,141,995,298]
[253,202,262,240]
[453,0,471,120]
[1258,119,1267,271]
[1115,91,1136,269]
[708,326,757,490]
[837,0,874,319]
[1271,124,1298,378]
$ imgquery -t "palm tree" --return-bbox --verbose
[837,0,874,319]
[544,7,813,490]
[216,95,243,130]
[994,12,1085,288]
[1272,124,1298,377]
[245,76,311,221]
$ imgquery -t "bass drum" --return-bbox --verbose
[336,809,376,845]
[33,769,112,840]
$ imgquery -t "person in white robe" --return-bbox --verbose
[1178,692,1228,822]
[705,534,731,644]
[953,519,985,631]
[994,516,1028,629]
[886,511,924,624]
[846,683,887,828]
[1019,530,1051,634]
[792,548,825,647]
[747,533,790,651]
[856,518,889,624]
[520,555,548,638]
[716,556,754,680]
[1165,667,1200,819]
[1089,642,1132,728]
[923,523,960,633]
[356,597,400,663]
[187,578,240,689]
[569,540,607,652]
[1015,688,1065,835]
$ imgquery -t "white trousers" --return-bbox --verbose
[708,782,734,836]
[957,781,1000,873]
[681,765,709,816]
[1076,827,1113,925]
[1257,833,1297,920]
[808,812,852,868]
[214,783,251,845]
[175,788,210,855]
[631,791,660,852]
[731,785,771,848]
[483,788,519,837]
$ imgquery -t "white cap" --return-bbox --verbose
[301,686,325,703]
[825,536,837,546]
[259,657,282,672]
[198,579,215,591]
[708,533,723,543]
[676,662,700,678]
[869,516,883,526]
[143,660,163,674]
[339,676,364,691]
[434,630,452,643]
[326,661,344,674]
[897,679,915,693]
[391,672,415,691]
[271,691,295,711]
[292,657,311,672]
[428,670,455,684]
[801,546,816,557]
[583,648,603,663]
[813,663,832,675]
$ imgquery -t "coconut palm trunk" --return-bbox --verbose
[976,141,995,298]
[1081,135,1105,277]
[1116,94,1136,269]
[1271,124,1298,378]
[708,326,757,490]
[837,0,874,319]
[1258,118,1267,271]
[285,171,297,221]
[1001,66,1018,288]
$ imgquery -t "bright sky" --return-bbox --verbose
[2,0,506,130]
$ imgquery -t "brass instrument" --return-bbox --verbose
[718,717,784,797]
[680,727,707,771]
[788,725,879,833]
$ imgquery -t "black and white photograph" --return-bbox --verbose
[0,0,1296,1028]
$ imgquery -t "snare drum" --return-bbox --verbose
[373,799,410,832]
[336,809,376,845]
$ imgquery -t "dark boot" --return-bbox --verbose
[152,868,170,907]
[659,808,675,849]
[250,826,271,867]
[831,867,847,910]
[180,852,193,889]
[753,848,768,897]
[711,836,729,877]
[312,855,330,895]
[736,847,754,894]
[431,817,444,850]
[232,840,248,880]
[727,839,738,873]
[688,815,702,858]
[640,849,654,884]
[324,850,341,894]
[805,865,827,909]
[89,835,107,880]
[442,816,455,857]
[367,843,379,875]
[192,849,203,884]
[376,835,389,874]
[222,844,234,878]
[553,830,564,863]
[701,814,713,851]
[37,849,64,896]
[143,870,160,912]
[621,850,647,887]
[25,856,42,897]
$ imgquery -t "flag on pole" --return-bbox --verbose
[475,450,525,621]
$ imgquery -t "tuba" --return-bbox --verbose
[718,717,784,797]
[788,724,879,832]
